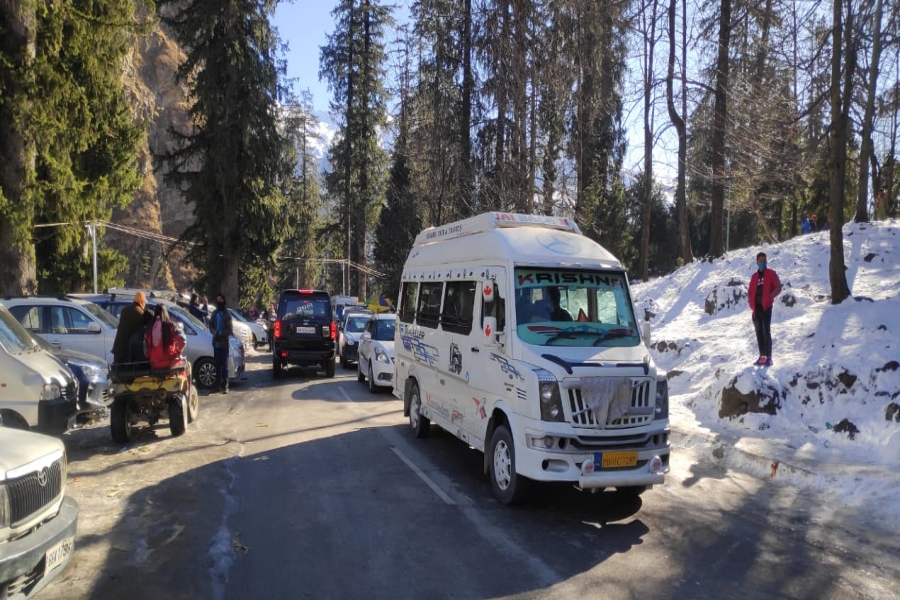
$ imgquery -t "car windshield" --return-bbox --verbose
[373,318,396,341]
[167,304,204,334]
[282,295,330,320]
[513,267,639,348]
[344,316,368,333]
[83,301,119,327]
[0,306,39,353]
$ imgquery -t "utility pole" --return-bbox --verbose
[88,221,98,293]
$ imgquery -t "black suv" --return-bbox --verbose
[272,289,336,378]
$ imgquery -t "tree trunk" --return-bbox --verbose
[0,0,38,295]
[666,0,692,265]
[640,0,658,281]
[709,0,731,258]
[828,0,852,304]
[855,0,883,223]
[460,0,473,215]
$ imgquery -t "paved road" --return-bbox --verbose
[42,351,900,600]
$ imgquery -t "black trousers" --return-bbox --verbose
[214,346,229,391]
[752,307,773,358]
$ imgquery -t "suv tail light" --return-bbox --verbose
[274,319,282,339]
[330,322,336,340]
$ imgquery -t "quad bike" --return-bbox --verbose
[108,359,199,444]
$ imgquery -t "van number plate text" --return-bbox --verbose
[296,326,316,334]
[45,535,74,576]
[594,451,637,469]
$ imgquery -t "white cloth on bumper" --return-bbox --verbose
[581,376,632,425]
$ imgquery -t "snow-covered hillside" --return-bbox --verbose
[632,219,900,527]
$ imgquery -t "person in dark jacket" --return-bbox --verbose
[127,310,155,366]
[209,293,234,393]
[748,252,782,366]
[112,291,147,364]
[189,293,208,324]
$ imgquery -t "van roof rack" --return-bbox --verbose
[412,212,581,247]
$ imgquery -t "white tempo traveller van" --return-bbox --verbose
[394,212,670,505]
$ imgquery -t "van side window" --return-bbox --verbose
[9,305,42,332]
[399,282,418,324]
[441,281,476,335]
[417,282,443,329]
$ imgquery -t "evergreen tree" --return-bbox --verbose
[158,0,290,304]
[320,0,392,300]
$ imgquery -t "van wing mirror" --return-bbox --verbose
[482,316,503,346]
[482,281,495,303]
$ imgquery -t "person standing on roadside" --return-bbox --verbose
[189,293,208,324]
[210,293,233,393]
[748,252,782,366]
[112,291,147,364]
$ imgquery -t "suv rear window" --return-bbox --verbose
[280,292,331,321]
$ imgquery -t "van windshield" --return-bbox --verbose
[0,306,39,353]
[513,268,639,348]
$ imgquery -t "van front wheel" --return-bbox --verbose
[408,382,430,438]
[490,424,529,505]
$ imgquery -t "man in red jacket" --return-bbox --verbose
[748,252,782,366]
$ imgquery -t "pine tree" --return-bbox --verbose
[158,0,290,304]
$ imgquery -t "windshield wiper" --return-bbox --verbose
[592,328,634,346]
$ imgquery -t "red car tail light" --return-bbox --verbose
[330,322,336,340]
[274,319,282,339]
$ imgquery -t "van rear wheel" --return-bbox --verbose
[490,424,529,505]
[408,382,430,438]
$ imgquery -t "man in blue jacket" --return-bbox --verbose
[210,294,233,393]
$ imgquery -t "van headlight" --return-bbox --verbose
[535,369,565,422]
[41,383,62,401]
[0,485,9,528]
[655,379,669,420]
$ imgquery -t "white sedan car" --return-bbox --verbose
[357,313,396,393]
[228,308,269,349]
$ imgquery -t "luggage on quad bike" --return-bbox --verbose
[108,360,199,444]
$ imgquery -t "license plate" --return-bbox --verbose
[594,451,637,469]
[45,535,74,575]
[296,326,316,334]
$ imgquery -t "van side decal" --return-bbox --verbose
[448,343,462,374]
[472,397,487,420]
[401,335,439,366]
[490,353,524,381]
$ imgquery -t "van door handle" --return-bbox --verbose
[471,347,479,353]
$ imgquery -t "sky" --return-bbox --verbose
[631,219,900,535]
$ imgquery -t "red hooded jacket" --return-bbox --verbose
[748,268,782,312]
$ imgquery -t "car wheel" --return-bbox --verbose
[490,424,529,505]
[368,365,379,393]
[187,385,199,423]
[357,357,366,383]
[168,398,186,437]
[340,349,348,369]
[194,358,217,390]
[252,335,259,350]
[111,397,131,444]
[408,381,430,438]
[324,358,335,378]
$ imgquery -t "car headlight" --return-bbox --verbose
[374,347,390,364]
[72,361,103,380]
[347,340,356,346]
[655,379,669,420]
[535,369,565,422]
[41,383,62,401]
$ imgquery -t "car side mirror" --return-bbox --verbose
[87,322,101,333]
[482,316,503,347]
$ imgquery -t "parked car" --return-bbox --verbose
[357,313,397,393]
[0,304,78,434]
[81,295,245,390]
[337,309,371,368]
[272,289,336,378]
[1,295,119,364]
[31,333,111,418]
[0,421,78,597]
[228,308,269,350]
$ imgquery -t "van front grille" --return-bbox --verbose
[7,460,63,526]
[567,379,654,429]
